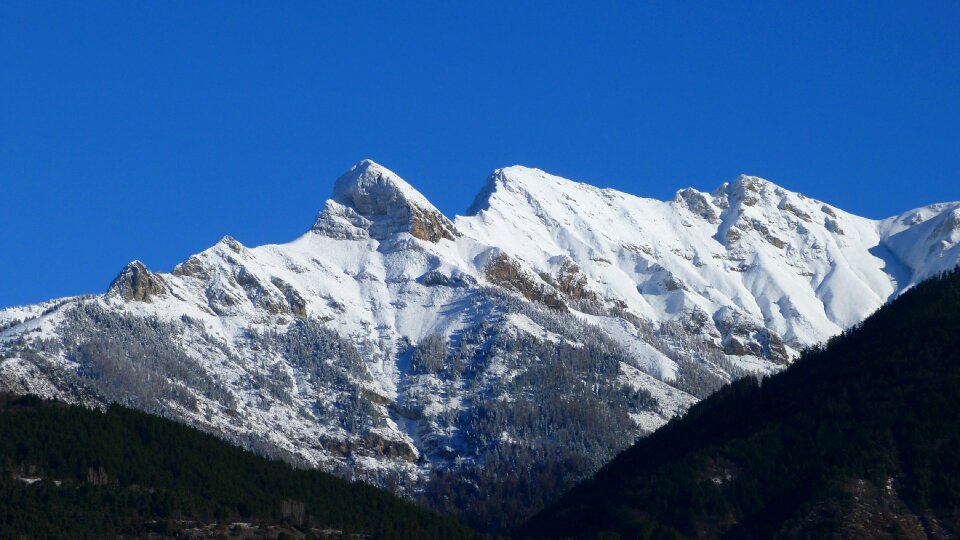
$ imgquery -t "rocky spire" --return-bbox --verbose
[107,260,167,302]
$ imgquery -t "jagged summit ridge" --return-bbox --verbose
[1,159,958,526]
[314,159,459,242]
[468,167,803,222]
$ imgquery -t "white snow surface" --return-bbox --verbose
[459,167,957,346]
[1,160,957,483]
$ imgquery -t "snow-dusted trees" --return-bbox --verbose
[279,319,367,387]
[59,303,235,412]
[398,289,665,530]
[410,334,447,375]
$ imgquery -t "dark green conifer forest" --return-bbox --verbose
[4,264,959,539]
[520,267,960,539]
[0,394,482,539]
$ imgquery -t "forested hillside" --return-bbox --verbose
[0,394,482,539]
[520,267,960,539]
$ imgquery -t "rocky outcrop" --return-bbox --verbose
[825,217,846,235]
[319,434,418,463]
[235,268,287,315]
[310,201,372,240]
[675,188,719,224]
[270,277,307,317]
[723,175,766,207]
[408,207,459,242]
[107,261,167,303]
[781,202,813,222]
[327,160,459,243]
[485,253,566,311]
[548,259,597,302]
[217,235,244,254]
[171,255,210,279]
[713,307,791,364]
[723,218,788,249]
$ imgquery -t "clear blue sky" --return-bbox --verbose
[1,1,958,308]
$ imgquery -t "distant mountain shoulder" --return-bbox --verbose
[520,267,960,539]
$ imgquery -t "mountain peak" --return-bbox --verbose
[713,174,799,209]
[466,165,597,215]
[318,160,459,242]
[332,160,434,211]
[106,260,168,303]
[493,165,575,189]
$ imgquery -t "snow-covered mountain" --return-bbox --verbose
[1,159,957,524]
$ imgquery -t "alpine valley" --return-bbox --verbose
[2,160,959,529]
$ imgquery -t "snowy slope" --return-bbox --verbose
[1,159,957,495]
[459,167,950,351]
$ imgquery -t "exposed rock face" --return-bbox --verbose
[484,253,566,311]
[661,274,687,292]
[310,201,372,240]
[325,160,459,243]
[723,218,787,249]
[825,217,846,235]
[107,261,167,302]
[408,208,459,242]
[723,174,767,206]
[547,259,597,302]
[235,267,288,315]
[171,255,209,279]
[218,235,244,254]
[271,277,307,317]
[674,188,719,224]
[713,307,790,364]
[363,433,419,462]
[781,202,813,222]
[319,434,418,463]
